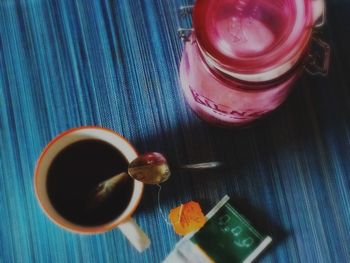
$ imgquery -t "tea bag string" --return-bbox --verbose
[156,184,171,225]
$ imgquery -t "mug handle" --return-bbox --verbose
[118,217,151,252]
[312,0,326,27]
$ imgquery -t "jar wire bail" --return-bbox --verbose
[177,4,194,42]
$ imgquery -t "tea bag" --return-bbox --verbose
[164,196,272,263]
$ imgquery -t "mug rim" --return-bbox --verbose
[34,126,144,234]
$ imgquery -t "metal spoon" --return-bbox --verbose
[88,152,223,209]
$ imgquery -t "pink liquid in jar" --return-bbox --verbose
[179,0,320,126]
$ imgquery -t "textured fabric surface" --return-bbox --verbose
[1,0,350,262]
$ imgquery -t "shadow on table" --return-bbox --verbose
[132,2,350,210]
[131,78,319,243]
[132,4,350,242]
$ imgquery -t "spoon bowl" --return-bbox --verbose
[128,152,171,185]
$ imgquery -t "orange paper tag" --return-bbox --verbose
[168,201,206,235]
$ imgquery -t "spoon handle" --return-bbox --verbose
[97,172,129,190]
[88,172,129,209]
[179,161,225,170]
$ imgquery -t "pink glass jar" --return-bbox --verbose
[179,0,330,127]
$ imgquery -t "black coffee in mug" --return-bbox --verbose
[46,139,134,226]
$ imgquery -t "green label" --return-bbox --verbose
[190,201,268,263]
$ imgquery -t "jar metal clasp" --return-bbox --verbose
[177,5,194,42]
[305,34,331,76]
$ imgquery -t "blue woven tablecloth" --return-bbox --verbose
[1,0,350,262]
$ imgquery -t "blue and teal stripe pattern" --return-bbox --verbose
[1,0,350,262]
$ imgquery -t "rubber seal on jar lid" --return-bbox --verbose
[193,0,314,76]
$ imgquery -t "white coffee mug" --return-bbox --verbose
[34,126,150,252]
